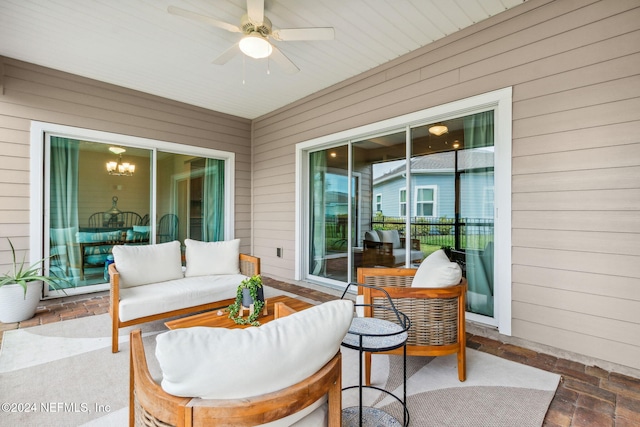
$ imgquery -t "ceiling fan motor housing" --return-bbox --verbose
[241,14,272,37]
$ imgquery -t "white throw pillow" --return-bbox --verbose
[184,238,240,277]
[156,299,354,399]
[112,241,183,288]
[411,249,462,288]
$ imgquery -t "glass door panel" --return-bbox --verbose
[48,138,151,290]
[410,121,458,260]
[156,153,226,250]
[459,112,494,317]
[309,145,350,282]
[353,130,407,274]
[410,112,495,317]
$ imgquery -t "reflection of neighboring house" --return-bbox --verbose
[373,151,495,220]
[325,190,348,217]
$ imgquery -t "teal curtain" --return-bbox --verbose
[49,137,80,285]
[202,159,225,242]
[310,151,326,276]
[462,111,494,317]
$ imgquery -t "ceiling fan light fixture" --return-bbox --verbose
[428,124,448,136]
[239,33,272,59]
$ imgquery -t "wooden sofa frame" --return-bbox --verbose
[129,307,342,426]
[109,253,260,353]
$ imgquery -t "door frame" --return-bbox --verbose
[296,87,512,335]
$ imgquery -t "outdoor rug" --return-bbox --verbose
[0,287,560,426]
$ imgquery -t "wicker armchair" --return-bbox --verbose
[357,267,468,383]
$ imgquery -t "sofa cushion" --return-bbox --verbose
[113,241,183,288]
[155,299,353,399]
[184,238,240,277]
[126,225,151,242]
[377,229,401,249]
[411,249,462,288]
[118,274,244,322]
[76,230,122,243]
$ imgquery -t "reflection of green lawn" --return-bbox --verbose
[421,244,442,257]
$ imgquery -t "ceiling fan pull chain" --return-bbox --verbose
[242,55,246,85]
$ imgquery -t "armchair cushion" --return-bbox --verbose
[412,249,462,288]
[184,238,240,277]
[155,299,353,399]
[377,229,401,249]
[364,230,380,242]
[112,240,183,288]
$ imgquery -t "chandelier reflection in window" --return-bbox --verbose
[106,147,135,176]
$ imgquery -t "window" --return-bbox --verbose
[483,186,495,219]
[415,186,436,217]
[399,188,407,216]
[375,193,382,213]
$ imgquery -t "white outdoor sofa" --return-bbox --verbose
[108,239,260,353]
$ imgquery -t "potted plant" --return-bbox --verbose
[228,275,265,326]
[0,239,68,323]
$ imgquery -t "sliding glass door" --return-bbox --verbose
[48,138,151,289]
[309,145,353,283]
[43,133,231,295]
[300,89,509,329]
[156,153,226,245]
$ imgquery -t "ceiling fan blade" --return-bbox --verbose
[270,45,299,74]
[168,6,241,33]
[212,43,240,65]
[272,27,335,41]
[246,0,264,25]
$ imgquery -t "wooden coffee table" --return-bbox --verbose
[165,295,314,330]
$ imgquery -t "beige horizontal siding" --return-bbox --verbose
[513,210,640,233]
[513,265,639,302]
[251,0,640,372]
[513,167,640,192]
[0,57,252,266]
[512,318,640,370]
[513,228,640,256]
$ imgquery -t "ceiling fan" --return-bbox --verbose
[168,0,335,74]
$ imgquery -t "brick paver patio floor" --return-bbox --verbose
[1,277,638,426]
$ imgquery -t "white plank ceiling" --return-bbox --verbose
[0,0,525,119]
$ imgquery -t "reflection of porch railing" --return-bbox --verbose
[371,216,494,251]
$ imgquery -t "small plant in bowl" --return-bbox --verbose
[228,275,265,326]
[0,239,69,323]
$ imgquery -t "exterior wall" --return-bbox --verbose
[0,57,252,266]
[251,0,640,372]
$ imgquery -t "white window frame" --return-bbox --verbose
[399,188,407,217]
[296,87,512,335]
[375,193,382,213]
[483,186,495,219]
[30,122,235,297]
[414,185,437,218]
